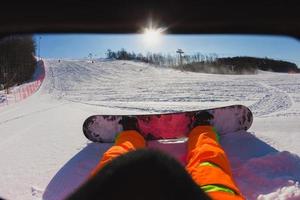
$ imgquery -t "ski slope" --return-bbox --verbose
[0,59,300,200]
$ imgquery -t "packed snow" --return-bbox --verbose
[0,59,300,200]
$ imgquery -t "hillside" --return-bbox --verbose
[0,60,300,200]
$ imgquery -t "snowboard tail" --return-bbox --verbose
[83,105,253,143]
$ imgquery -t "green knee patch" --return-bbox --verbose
[212,127,220,143]
[201,184,236,195]
[198,161,220,168]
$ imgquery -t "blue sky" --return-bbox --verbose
[35,34,300,67]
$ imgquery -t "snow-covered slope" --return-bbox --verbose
[0,59,300,200]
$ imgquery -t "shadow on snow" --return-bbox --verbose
[222,131,300,199]
[43,131,300,200]
[43,143,111,200]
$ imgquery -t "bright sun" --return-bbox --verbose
[143,28,163,46]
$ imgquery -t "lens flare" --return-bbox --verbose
[143,28,164,46]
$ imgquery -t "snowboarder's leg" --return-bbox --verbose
[186,125,245,200]
[90,130,146,176]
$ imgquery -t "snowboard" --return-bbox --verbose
[82,105,253,143]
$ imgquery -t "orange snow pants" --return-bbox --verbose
[91,126,245,200]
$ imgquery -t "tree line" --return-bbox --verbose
[0,35,37,92]
[105,49,299,74]
[105,49,219,67]
[217,56,299,73]
[106,49,167,65]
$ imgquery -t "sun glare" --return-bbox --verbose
[143,28,164,46]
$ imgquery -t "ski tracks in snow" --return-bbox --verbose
[249,81,293,117]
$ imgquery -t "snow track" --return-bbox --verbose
[43,60,269,111]
[1,59,300,200]
[250,81,293,117]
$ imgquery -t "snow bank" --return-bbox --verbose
[257,181,300,200]
[235,151,300,199]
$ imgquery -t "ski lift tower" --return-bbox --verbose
[176,49,184,65]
